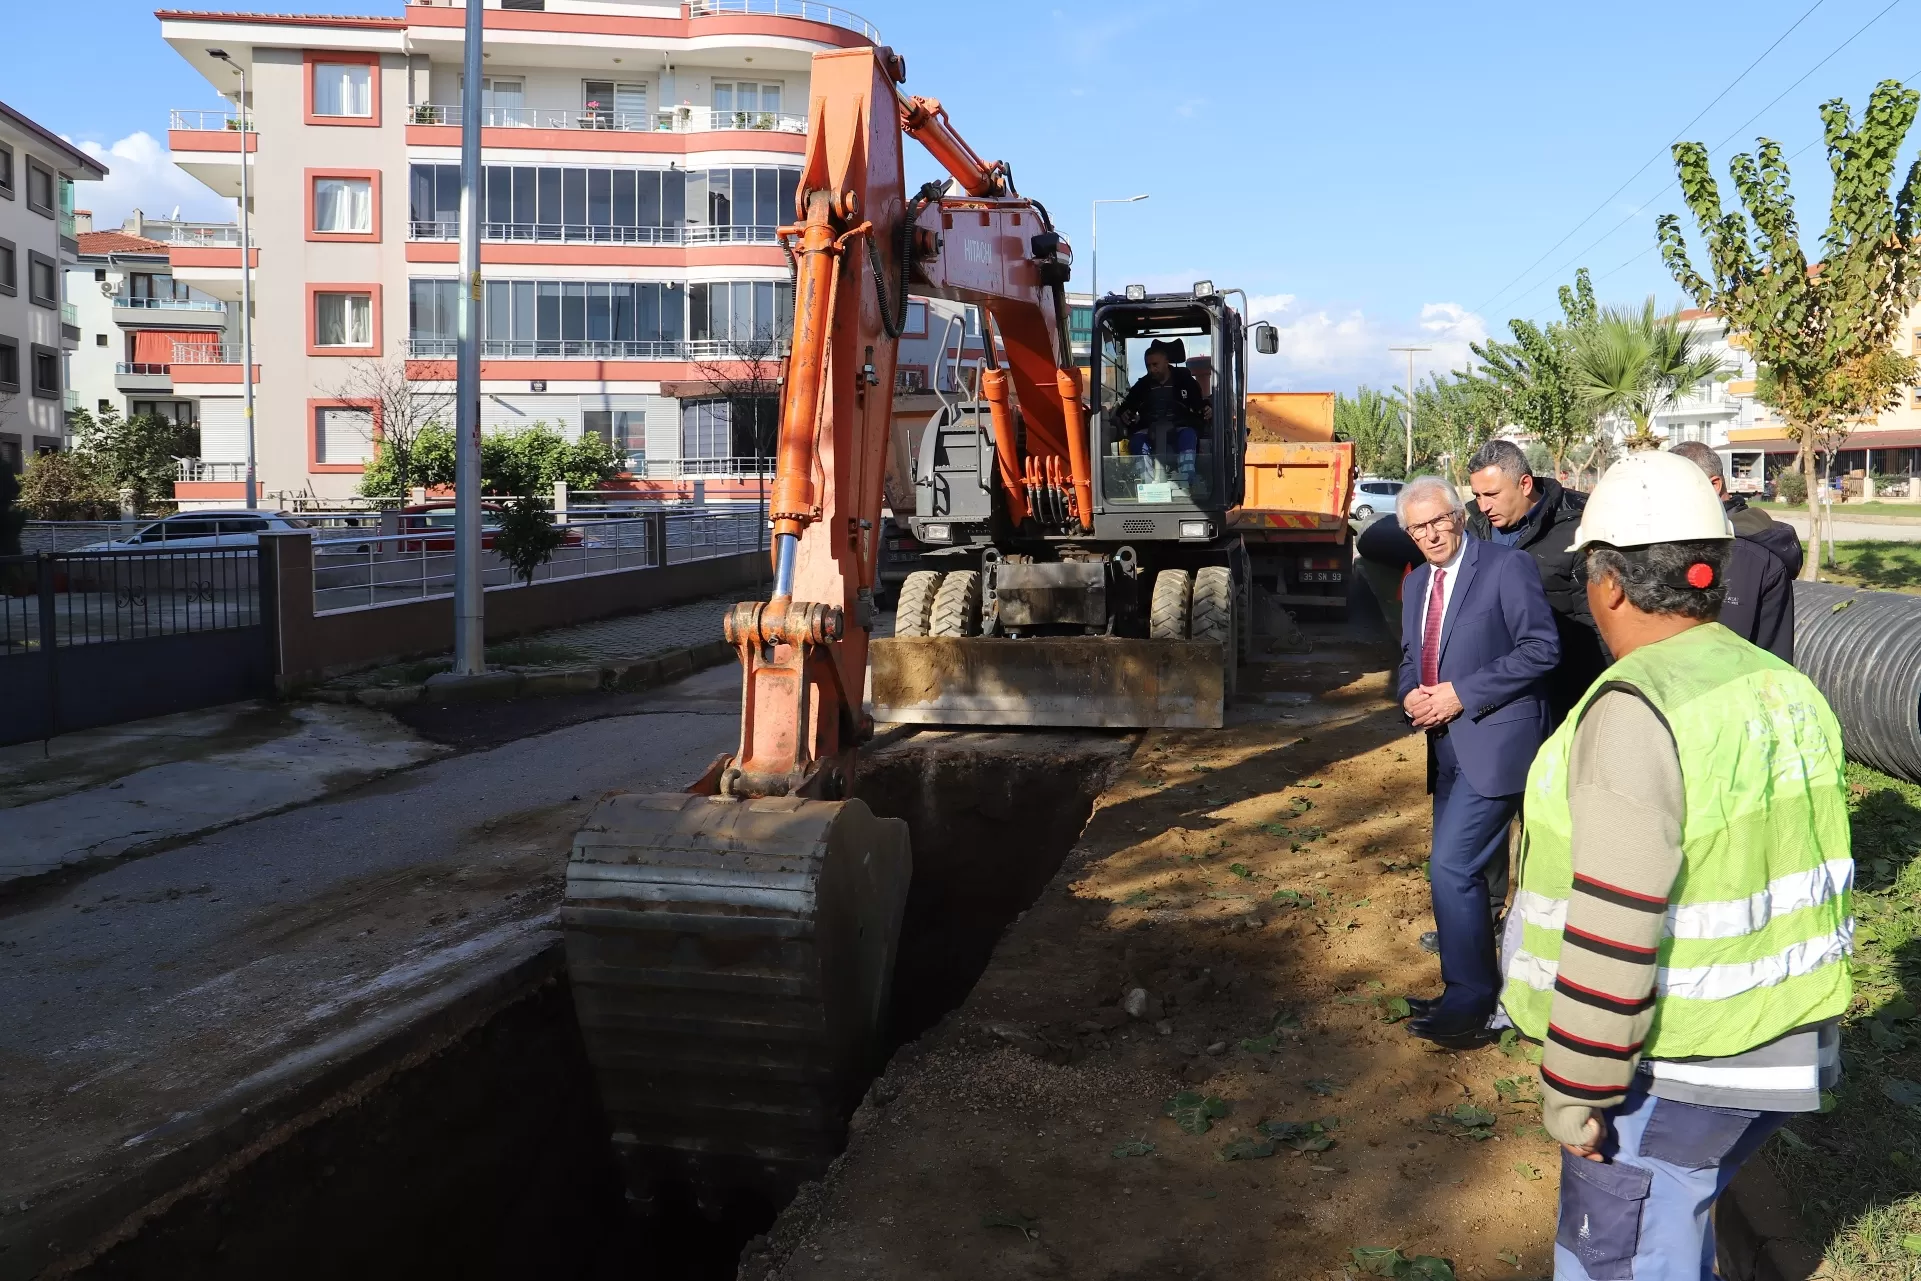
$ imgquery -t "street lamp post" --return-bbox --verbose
[451,0,485,675]
[1388,345,1431,476]
[1090,194,1148,301]
[207,49,255,509]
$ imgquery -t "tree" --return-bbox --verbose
[1472,269,1596,479]
[481,424,620,495]
[1333,386,1407,478]
[328,358,454,500]
[67,407,199,513]
[1659,79,1921,579]
[18,451,118,520]
[1567,298,1726,451]
[491,491,566,586]
[1413,370,1509,484]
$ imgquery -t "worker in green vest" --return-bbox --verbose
[1498,449,1853,1281]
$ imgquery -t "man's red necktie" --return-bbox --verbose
[1420,567,1446,687]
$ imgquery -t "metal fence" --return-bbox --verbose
[311,511,765,614]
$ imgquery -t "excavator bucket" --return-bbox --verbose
[564,791,911,1205]
[867,636,1226,729]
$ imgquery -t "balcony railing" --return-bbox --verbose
[404,338,788,361]
[406,220,783,246]
[170,109,255,132]
[171,343,244,364]
[63,390,80,411]
[410,103,807,135]
[155,226,250,248]
[688,0,880,43]
[114,294,227,313]
[60,302,78,325]
[658,456,778,478]
[177,460,247,482]
[116,363,172,376]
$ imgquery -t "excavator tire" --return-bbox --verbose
[1189,565,1237,700]
[929,570,981,637]
[1148,569,1191,640]
[565,791,912,1208]
[893,570,941,637]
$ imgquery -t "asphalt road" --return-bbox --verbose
[1771,509,1921,543]
[0,664,741,1208]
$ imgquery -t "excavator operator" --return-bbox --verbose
[1116,339,1211,485]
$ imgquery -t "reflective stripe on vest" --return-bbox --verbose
[1501,623,1854,1061]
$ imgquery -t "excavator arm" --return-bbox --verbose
[721,45,1085,802]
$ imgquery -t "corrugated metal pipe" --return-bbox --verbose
[1792,581,1921,783]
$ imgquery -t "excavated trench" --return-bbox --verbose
[68,732,1130,1281]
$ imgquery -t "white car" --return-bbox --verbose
[1352,477,1405,521]
[77,510,317,551]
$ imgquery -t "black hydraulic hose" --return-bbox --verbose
[1792,580,1921,783]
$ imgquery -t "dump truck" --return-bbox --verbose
[1232,391,1356,622]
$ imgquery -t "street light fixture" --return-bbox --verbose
[1090,194,1148,302]
[208,48,256,509]
[1388,345,1431,476]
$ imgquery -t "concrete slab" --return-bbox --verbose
[0,704,445,894]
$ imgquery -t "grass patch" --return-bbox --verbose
[483,639,589,668]
[1756,500,1921,517]
[1763,764,1921,1279]
[1808,541,1921,594]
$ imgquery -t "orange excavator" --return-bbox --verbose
[563,45,1272,1210]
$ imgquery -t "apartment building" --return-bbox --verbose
[67,212,242,442]
[156,0,884,506]
[0,101,107,473]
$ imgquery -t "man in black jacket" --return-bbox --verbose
[1464,440,1607,724]
[1670,442,1795,660]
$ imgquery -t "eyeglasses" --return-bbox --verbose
[1404,512,1462,540]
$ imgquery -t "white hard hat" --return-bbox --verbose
[1567,450,1733,553]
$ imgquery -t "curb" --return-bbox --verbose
[308,639,737,710]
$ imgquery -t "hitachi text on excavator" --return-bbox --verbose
[563,43,1278,1213]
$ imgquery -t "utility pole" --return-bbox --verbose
[1090,194,1148,300]
[1388,345,1430,476]
[207,50,254,508]
[451,0,485,674]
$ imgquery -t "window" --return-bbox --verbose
[904,300,927,337]
[0,142,11,198]
[582,80,648,129]
[1068,304,1093,355]
[713,81,783,126]
[315,404,376,465]
[680,399,732,461]
[313,62,372,117]
[314,291,374,347]
[27,252,56,308]
[458,277,686,354]
[0,435,19,474]
[313,176,373,233]
[896,366,928,393]
[97,398,111,412]
[96,334,108,347]
[30,344,59,398]
[25,158,53,216]
[0,337,17,391]
[688,280,794,347]
[501,0,544,9]
[0,238,13,296]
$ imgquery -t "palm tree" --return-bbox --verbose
[1569,299,1726,451]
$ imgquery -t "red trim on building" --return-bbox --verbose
[403,240,790,268]
[171,363,259,385]
[168,246,259,269]
[166,128,257,154]
[305,281,385,356]
[402,123,807,157]
[303,49,383,128]
[403,4,873,48]
[308,396,380,474]
[305,167,383,243]
[156,10,404,29]
[175,480,248,500]
[405,358,762,383]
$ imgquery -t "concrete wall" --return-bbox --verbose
[263,531,760,687]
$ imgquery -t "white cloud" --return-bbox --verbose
[67,132,235,229]
[1247,295,1489,393]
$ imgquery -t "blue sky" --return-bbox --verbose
[11,0,1921,391]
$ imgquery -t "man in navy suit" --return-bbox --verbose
[1395,476,1561,1049]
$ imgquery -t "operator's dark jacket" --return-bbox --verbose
[1718,496,1799,662]
[1727,495,1805,577]
[1464,477,1607,724]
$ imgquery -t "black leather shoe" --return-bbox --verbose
[1404,995,1440,1017]
[1407,1011,1499,1050]
[1418,931,1440,955]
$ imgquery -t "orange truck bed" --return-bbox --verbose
[1231,394,1353,542]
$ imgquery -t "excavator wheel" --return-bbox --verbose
[1148,569,1191,640]
[893,570,941,637]
[565,791,912,1208]
[929,570,982,637]
[1190,565,1237,700]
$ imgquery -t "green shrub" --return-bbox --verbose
[358,421,455,498]
[491,492,566,586]
[19,451,118,520]
[1774,469,1808,504]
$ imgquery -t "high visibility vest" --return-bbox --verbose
[1502,623,1853,1059]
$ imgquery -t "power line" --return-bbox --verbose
[1510,0,1909,322]
[1472,0,1830,318]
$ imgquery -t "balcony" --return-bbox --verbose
[170,109,254,133]
[405,338,788,361]
[112,294,229,329]
[169,343,257,385]
[407,220,783,246]
[409,104,807,136]
[177,460,248,483]
[687,0,881,43]
[115,362,175,393]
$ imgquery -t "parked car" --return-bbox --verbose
[75,510,315,552]
[1351,477,1405,521]
[396,501,583,553]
